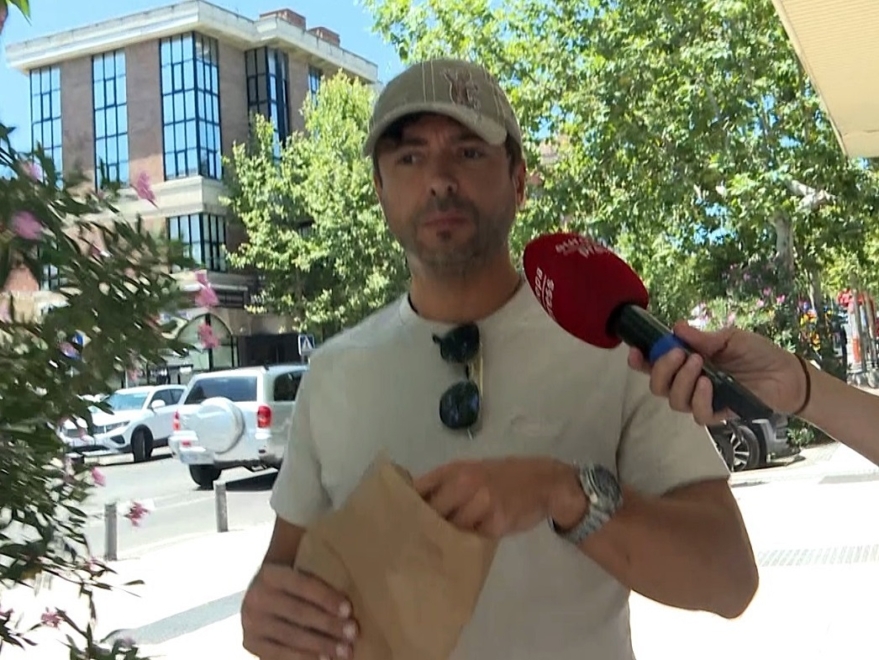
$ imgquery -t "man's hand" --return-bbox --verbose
[241,563,358,659]
[627,320,808,425]
[414,457,586,538]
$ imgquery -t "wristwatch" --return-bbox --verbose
[548,463,623,544]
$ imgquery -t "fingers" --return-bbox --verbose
[241,565,357,660]
[691,376,727,426]
[666,352,704,413]
[285,568,353,619]
[627,347,650,374]
[646,348,687,397]
[671,320,730,355]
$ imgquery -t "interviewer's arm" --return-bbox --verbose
[801,364,879,466]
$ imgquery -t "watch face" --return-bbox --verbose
[588,465,622,502]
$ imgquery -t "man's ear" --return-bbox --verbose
[514,160,527,207]
[373,168,383,201]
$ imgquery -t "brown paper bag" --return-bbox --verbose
[294,454,498,660]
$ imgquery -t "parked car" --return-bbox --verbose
[58,385,185,462]
[709,412,796,472]
[168,364,308,489]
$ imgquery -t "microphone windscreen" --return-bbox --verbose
[522,232,650,348]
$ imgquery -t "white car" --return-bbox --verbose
[59,385,185,462]
[168,364,307,489]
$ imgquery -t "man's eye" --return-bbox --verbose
[462,148,484,159]
[397,153,417,164]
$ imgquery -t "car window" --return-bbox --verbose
[185,376,258,404]
[273,372,303,402]
[105,391,149,411]
[165,388,183,404]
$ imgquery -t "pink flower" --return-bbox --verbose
[195,285,219,308]
[20,160,42,181]
[90,466,106,487]
[756,300,765,308]
[198,322,220,349]
[59,341,79,358]
[40,608,63,628]
[132,171,157,206]
[124,501,151,527]
[776,295,786,304]
[89,242,109,259]
[726,312,737,326]
[10,211,45,240]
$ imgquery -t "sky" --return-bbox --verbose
[0,0,405,151]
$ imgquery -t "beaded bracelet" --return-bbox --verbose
[791,355,812,417]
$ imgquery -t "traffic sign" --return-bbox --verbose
[298,333,315,358]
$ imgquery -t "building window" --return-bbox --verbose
[308,65,322,99]
[168,213,227,272]
[41,264,62,291]
[245,47,290,151]
[29,65,62,173]
[159,33,222,180]
[93,50,129,187]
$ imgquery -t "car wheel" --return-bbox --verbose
[712,435,735,470]
[728,424,763,472]
[131,428,153,463]
[189,465,222,490]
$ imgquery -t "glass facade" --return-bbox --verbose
[178,314,239,372]
[92,50,129,187]
[159,33,222,180]
[168,213,227,272]
[29,65,62,173]
[245,47,290,151]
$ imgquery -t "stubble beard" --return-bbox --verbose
[391,196,517,280]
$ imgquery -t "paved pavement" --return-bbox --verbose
[80,448,279,557]
[8,441,879,660]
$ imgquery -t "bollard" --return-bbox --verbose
[215,482,228,533]
[104,502,118,561]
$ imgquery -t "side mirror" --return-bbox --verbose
[149,399,166,410]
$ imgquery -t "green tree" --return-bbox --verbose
[224,73,409,338]
[364,0,879,357]
[0,109,193,659]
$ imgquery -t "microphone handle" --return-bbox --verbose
[610,305,775,421]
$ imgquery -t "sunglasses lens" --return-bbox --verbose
[437,323,480,364]
[439,380,480,430]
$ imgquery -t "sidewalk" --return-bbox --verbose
[2,524,273,660]
[8,442,879,660]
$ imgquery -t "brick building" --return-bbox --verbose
[4,1,379,383]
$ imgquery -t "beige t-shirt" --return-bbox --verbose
[270,282,730,660]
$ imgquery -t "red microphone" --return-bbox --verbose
[523,232,774,421]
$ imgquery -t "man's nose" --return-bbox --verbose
[427,161,459,197]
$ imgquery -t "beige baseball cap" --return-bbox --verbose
[362,58,523,157]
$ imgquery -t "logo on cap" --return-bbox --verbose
[442,69,480,111]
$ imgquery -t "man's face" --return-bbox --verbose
[373,114,526,277]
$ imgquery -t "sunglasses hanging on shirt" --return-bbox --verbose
[432,322,482,437]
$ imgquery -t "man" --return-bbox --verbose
[240,58,758,660]
[628,320,879,466]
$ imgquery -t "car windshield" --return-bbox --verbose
[103,391,149,411]
[184,376,258,404]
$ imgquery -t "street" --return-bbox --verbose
[81,449,279,558]
[9,440,879,660]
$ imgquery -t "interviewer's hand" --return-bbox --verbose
[241,563,358,659]
[627,321,807,425]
